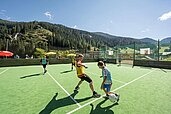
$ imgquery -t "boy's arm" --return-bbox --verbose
[77,61,88,68]
[47,59,49,64]
[40,59,42,64]
[101,69,107,89]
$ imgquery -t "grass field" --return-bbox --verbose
[0,63,171,114]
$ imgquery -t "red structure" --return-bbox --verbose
[0,51,13,57]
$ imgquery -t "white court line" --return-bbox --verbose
[67,69,156,114]
[10,65,41,69]
[0,68,9,76]
[47,72,81,107]
[86,71,126,84]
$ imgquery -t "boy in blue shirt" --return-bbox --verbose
[98,61,119,100]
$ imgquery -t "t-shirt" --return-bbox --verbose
[40,58,48,65]
[102,67,112,84]
[75,61,85,77]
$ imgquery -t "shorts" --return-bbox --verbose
[72,62,75,66]
[42,64,47,68]
[78,74,92,83]
[103,84,111,92]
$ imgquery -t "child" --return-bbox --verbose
[74,54,101,98]
[40,55,49,75]
[98,61,119,100]
[118,55,122,66]
[71,56,75,70]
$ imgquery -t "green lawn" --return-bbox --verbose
[160,46,169,53]
[0,63,171,114]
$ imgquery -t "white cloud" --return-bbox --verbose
[158,11,171,21]
[0,9,11,20]
[44,11,53,20]
[1,10,6,12]
[6,17,11,20]
[141,28,150,33]
[110,20,113,23]
[0,10,7,15]
[73,25,77,29]
[0,10,6,15]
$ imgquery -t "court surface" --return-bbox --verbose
[0,63,171,114]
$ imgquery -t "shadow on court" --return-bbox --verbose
[39,90,93,114]
[90,98,118,114]
[160,68,167,73]
[20,73,42,79]
[60,70,73,74]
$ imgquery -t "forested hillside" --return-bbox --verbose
[0,19,144,57]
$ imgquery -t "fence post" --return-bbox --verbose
[157,39,160,61]
[133,42,136,66]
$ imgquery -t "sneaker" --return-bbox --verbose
[74,86,80,91]
[93,93,101,98]
[116,94,120,102]
[43,70,47,75]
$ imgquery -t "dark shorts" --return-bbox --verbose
[78,74,92,83]
[72,62,75,66]
[42,64,47,68]
[118,59,121,62]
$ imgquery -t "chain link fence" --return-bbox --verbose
[134,40,171,61]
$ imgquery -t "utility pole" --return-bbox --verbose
[157,39,160,61]
[133,42,136,67]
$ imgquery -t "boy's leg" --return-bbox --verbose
[102,84,112,98]
[90,82,101,98]
[71,63,75,70]
[75,80,83,90]
[83,74,101,97]
[102,88,108,95]
[42,65,45,74]
[106,84,111,95]
[89,82,95,93]
[102,84,109,98]
[71,64,73,70]
[107,83,120,102]
[45,69,47,73]
[43,65,47,74]
[42,64,47,75]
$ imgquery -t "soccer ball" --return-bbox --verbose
[109,93,119,103]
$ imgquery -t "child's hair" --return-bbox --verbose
[75,54,83,61]
[97,61,104,66]
[77,54,84,58]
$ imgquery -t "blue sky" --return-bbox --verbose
[0,0,171,40]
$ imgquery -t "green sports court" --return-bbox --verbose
[0,63,171,114]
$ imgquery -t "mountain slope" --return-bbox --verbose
[140,38,157,44]
[161,37,171,44]
[93,32,141,45]
[1,19,169,57]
